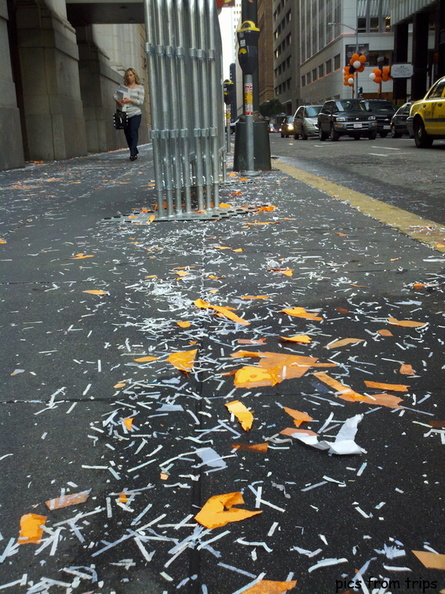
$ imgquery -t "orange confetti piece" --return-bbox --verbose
[280,427,318,437]
[0,239,6,244]
[237,338,267,345]
[232,443,268,453]
[118,493,128,502]
[281,307,323,321]
[133,355,158,363]
[19,514,47,544]
[412,550,445,570]
[234,366,280,388]
[325,338,365,349]
[160,473,169,480]
[245,221,279,226]
[219,202,232,207]
[244,580,297,593]
[82,290,108,296]
[214,245,232,250]
[175,270,190,277]
[313,372,369,403]
[364,393,404,409]
[194,298,250,326]
[270,268,293,276]
[225,400,254,431]
[167,348,198,372]
[70,253,94,259]
[364,380,409,392]
[176,321,191,328]
[283,407,313,427]
[412,283,426,289]
[429,420,445,428]
[314,373,404,408]
[123,417,134,431]
[241,295,270,300]
[194,492,262,529]
[400,364,415,376]
[280,334,312,344]
[113,381,126,389]
[212,305,250,326]
[194,298,211,309]
[45,492,90,510]
[257,205,276,212]
[232,351,320,382]
[388,316,427,328]
[377,329,393,336]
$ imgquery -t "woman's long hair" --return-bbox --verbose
[124,68,141,85]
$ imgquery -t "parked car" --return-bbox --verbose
[359,99,396,137]
[318,99,378,141]
[407,75,445,147]
[293,105,322,139]
[390,103,412,138]
[281,116,295,137]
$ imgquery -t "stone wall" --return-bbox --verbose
[0,0,25,170]
[1,1,149,170]
[15,0,88,161]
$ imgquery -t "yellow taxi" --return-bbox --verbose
[407,75,445,147]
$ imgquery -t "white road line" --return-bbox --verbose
[370,145,400,150]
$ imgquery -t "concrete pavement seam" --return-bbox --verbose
[275,160,445,254]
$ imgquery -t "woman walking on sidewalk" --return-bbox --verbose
[114,68,145,161]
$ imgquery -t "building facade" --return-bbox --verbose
[1,0,149,171]
[257,0,275,105]
[272,0,300,114]
[270,0,444,115]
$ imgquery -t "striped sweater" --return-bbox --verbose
[113,84,145,118]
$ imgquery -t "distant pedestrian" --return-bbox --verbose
[113,68,145,161]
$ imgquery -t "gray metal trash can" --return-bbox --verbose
[233,121,271,171]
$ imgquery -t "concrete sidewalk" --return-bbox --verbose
[0,145,444,594]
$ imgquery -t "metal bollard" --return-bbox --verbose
[144,0,226,220]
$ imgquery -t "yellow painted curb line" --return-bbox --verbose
[275,160,445,254]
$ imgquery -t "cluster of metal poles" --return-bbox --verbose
[144,0,226,219]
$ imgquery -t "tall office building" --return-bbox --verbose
[272,0,443,114]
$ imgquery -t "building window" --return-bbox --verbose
[334,53,340,70]
[326,59,332,74]
[301,74,306,87]
[312,68,317,82]
[319,64,324,78]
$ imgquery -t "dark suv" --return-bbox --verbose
[359,99,396,138]
[318,99,378,141]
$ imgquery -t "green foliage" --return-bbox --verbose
[259,98,284,118]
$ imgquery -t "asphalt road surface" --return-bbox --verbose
[269,133,445,226]
[0,145,444,594]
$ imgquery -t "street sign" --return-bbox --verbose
[391,63,413,78]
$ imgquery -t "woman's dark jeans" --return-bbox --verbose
[124,114,142,157]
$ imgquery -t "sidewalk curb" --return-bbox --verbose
[275,159,445,253]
